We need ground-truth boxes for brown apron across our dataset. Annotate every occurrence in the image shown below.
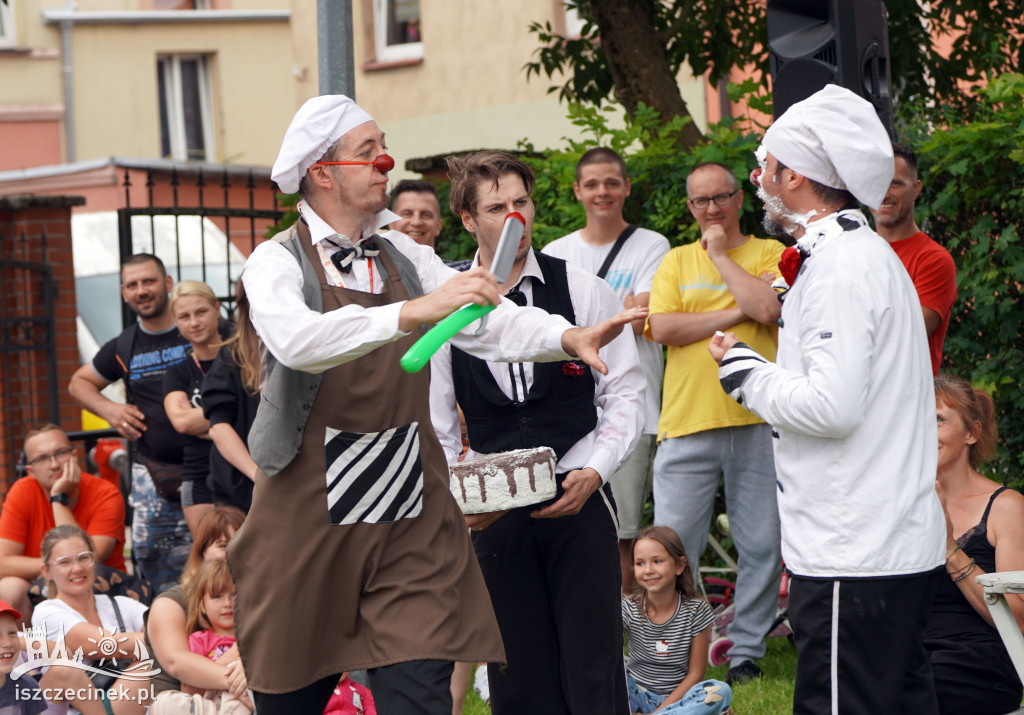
[228,238,505,693]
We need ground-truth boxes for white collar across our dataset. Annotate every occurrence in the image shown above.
[796,207,868,256]
[298,201,399,247]
[470,248,545,287]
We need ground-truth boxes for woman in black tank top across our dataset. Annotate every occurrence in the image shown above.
[927,375,1024,714]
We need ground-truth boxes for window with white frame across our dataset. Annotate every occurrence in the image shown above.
[372,0,423,63]
[157,55,215,161]
[0,1,16,49]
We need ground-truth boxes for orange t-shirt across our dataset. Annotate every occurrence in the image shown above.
[0,474,126,572]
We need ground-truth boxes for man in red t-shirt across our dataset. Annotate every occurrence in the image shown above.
[871,143,957,375]
[0,424,125,624]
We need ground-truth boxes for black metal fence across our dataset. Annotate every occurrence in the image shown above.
[116,164,284,328]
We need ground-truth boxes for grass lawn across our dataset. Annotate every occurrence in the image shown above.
[459,636,799,714]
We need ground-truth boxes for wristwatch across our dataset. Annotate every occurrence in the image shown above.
[50,493,70,506]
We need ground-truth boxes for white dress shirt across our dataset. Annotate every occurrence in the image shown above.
[242,202,573,374]
[430,249,646,483]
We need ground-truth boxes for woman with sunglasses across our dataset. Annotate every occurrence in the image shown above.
[32,525,152,714]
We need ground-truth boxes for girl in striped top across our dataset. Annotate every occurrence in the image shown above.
[622,526,733,714]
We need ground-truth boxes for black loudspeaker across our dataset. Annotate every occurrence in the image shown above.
[767,0,895,138]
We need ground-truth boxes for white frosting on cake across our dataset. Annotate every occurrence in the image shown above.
[449,447,557,514]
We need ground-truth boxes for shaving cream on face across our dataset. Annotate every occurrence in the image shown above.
[756,159,822,237]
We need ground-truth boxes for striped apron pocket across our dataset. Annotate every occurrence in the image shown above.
[324,422,424,525]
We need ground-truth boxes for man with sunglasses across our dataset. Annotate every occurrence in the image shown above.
[0,424,125,624]
[645,162,784,684]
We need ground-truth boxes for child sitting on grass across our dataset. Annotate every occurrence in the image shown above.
[623,526,733,714]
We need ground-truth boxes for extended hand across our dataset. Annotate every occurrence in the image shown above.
[399,267,501,332]
[708,330,739,366]
[561,306,647,375]
[531,468,602,519]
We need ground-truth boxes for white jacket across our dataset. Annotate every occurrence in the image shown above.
[719,209,945,578]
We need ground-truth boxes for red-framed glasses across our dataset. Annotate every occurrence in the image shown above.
[316,154,395,173]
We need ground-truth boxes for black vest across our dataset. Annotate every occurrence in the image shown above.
[451,253,598,461]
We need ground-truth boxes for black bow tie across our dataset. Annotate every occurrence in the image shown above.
[505,286,527,306]
[328,239,380,273]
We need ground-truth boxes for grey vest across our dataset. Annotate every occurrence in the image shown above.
[248,224,424,477]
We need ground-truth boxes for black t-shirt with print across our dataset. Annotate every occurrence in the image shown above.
[162,351,216,482]
[92,325,189,464]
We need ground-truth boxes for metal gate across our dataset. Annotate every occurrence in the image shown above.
[0,227,59,482]
[115,164,285,327]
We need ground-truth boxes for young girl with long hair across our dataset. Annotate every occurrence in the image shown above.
[623,526,732,714]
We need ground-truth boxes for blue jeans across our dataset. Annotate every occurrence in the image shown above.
[626,673,732,714]
[130,462,191,592]
[653,424,782,663]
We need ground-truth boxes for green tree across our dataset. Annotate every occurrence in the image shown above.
[526,0,765,148]
[917,73,1024,483]
[526,0,1024,133]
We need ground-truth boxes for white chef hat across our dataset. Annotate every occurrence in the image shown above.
[762,84,894,209]
[271,95,374,194]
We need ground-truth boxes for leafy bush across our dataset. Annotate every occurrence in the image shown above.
[519,101,768,250]
[916,73,1024,485]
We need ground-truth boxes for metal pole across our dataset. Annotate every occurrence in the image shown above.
[60,18,76,162]
[317,0,355,98]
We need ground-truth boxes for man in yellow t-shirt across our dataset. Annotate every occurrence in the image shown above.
[646,162,784,684]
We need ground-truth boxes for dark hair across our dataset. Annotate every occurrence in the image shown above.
[687,162,740,195]
[892,143,918,177]
[935,375,999,467]
[629,525,701,605]
[390,179,440,209]
[185,559,234,634]
[121,253,167,281]
[41,525,95,598]
[182,506,246,590]
[445,151,535,217]
[774,161,855,206]
[575,147,628,183]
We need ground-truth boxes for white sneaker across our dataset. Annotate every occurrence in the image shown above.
[473,663,489,702]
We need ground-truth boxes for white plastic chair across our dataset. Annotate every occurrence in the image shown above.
[976,571,1024,714]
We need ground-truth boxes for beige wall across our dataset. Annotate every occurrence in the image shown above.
[68,20,295,164]
[3,0,709,177]
[1,1,298,169]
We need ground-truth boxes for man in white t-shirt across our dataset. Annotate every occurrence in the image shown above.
[543,148,669,592]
